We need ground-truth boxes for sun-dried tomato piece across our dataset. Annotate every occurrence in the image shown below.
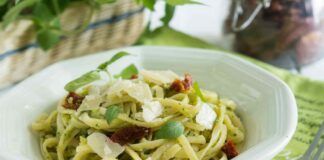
[170,79,185,92]
[183,73,193,90]
[110,126,150,145]
[170,74,193,92]
[221,140,238,159]
[130,74,138,79]
[62,92,84,110]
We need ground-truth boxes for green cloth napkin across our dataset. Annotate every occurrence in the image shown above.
[138,26,324,159]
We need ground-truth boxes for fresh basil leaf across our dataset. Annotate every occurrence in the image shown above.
[105,105,122,124]
[166,0,201,6]
[56,0,70,11]
[2,0,38,28]
[95,0,117,4]
[49,17,61,29]
[161,4,175,26]
[64,70,101,92]
[0,0,7,6]
[114,64,138,79]
[42,0,70,14]
[136,0,156,11]
[97,51,130,70]
[36,29,61,50]
[193,82,206,102]
[154,121,184,139]
[33,2,55,22]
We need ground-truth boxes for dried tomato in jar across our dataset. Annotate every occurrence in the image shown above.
[226,0,324,68]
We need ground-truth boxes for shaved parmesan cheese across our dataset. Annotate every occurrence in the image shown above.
[88,85,101,95]
[106,80,133,97]
[87,132,125,159]
[104,138,124,158]
[195,103,217,130]
[106,80,152,103]
[126,82,152,103]
[87,132,106,157]
[77,95,102,113]
[142,101,163,122]
[84,95,102,108]
[140,70,179,85]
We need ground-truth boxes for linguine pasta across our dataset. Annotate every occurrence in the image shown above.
[32,53,244,160]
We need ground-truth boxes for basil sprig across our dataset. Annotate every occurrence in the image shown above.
[114,64,138,79]
[64,51,131,92]
[166,0,201,5]
[154,121,184,139]
[64,70,100,92]
[105,105,122,124]
[99,51,138,79]
[97,51,130,70]
[193,82,206,102]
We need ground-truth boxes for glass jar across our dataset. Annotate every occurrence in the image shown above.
[226,0,324,69]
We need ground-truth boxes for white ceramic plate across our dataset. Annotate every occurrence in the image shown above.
[0,46,297,160]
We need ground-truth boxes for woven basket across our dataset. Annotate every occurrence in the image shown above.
[0,0,144,89]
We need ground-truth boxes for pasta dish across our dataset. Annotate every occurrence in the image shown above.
[32,52,245,160]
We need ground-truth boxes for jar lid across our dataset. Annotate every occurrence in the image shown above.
[231,0,272,31]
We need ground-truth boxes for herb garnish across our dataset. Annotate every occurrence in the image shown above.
[64,51,133,92]
[114,64,138,79]
[193,81,206,102]
[0,0,199,50]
